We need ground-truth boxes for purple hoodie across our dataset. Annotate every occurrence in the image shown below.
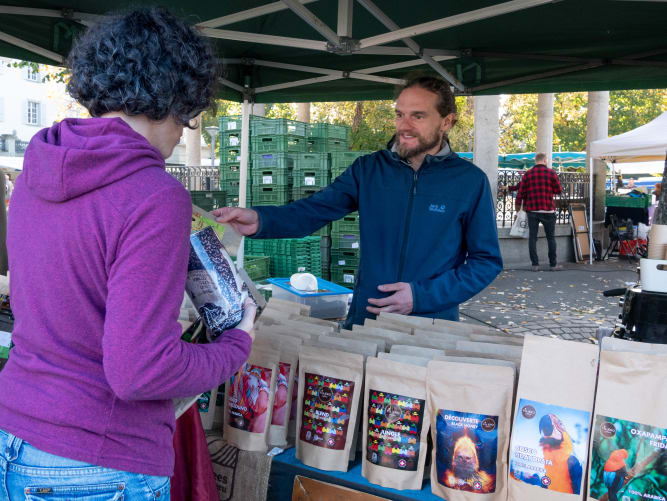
[0,117,252,476]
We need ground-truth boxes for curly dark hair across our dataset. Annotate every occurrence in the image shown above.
[397,75,458,127]
[66,7,217,127]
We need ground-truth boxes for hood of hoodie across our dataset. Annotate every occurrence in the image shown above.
[22,117,165,202]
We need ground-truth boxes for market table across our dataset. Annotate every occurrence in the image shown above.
[267,447,444,501]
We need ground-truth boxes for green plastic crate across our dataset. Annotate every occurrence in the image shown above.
[331,264,358,286]
[252,117,307,137]
[242,255,270,281]
[307,137,349,153]
[251,168,292,187]
[292,186,321,200]
[312,224,330,237]
[605,194,650,208]
[219,115,242,132]
[331,231,361,250]
[190,191,226,211]
[221,147,241,163]
[220,163,240,182]
[331,248,361,268]
[252,152,297,171]
[251,186,292,205]
[330,151,371,174]
[220,131,242,148]
[307,123,350,141]
[332,213,360,233]
[294,152,329,171]
[293,168,329,188]
[251,135,307,153]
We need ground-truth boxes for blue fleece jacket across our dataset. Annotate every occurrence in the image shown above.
[253,146,502,326]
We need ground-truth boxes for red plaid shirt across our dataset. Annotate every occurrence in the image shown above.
[515,164,562,212]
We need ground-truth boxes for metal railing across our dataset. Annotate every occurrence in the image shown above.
[496,170,590,226]
[15,140,29,153]
[166,166,220,191]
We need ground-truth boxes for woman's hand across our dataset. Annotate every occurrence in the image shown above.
[237,298,258,339]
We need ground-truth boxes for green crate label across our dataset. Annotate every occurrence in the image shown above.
[344,274,354,283]
[229,136,239,146]
[589,415,667,501]
[300,372,355,450]
[338,260,346,265]
[367,390,424,471]
[262,176,272,184]
[305,177,316,186]
[227,121,237,130]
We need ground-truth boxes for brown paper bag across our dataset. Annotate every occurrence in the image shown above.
[310,335,379,359]
[377,352,431,367]
[427,360,515,500]
[296,346,364,471]
[363,318,414,334]
[468,333,524,346]
[587,337,667,501]
[353,325,416,349]
[414,328,469,342]
[390,344,445,359]
[266,297,310,315]
[434,355,517,370]
[335,330,388,353]
[362,357,430,491]
[289,314,339,329]
[223,345,279,452]
[455,340,523,360]
[508,335,598,501]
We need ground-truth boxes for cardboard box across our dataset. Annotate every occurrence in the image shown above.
[292,476,389,501]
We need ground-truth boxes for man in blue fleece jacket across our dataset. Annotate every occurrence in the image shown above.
[215,76,502,327]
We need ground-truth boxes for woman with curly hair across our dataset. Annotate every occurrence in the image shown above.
[0,8,255,500]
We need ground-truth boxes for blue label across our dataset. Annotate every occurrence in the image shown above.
[429,204,446,213]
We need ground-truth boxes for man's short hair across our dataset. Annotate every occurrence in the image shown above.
[397,75,458,126]
[535,153,548,164]
[66,7,217,128]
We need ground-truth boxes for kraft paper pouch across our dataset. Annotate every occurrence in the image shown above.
[313,335,379,359]
[378,312,435,330]
[267,297,310,316]
[289,314,339,330]
[587,338,667,501]
[455,340,523,360]
[223,345,279,452]
[186,226,264,341]
[377,352,431,367]
[254,337,302,447]
[353,325,416,349]
[257,324,316,341]
[262,318,334,337]
[362,357,430,491]
[335,330,388,353]
[391,345,445,359]
[433,317,499,336]
[434,355,517,371]
[363,318,414,334]
[427,360,515,501]
[468,334,524,346]
[508,335,599,501]
[379,312,499,337]
[296,346,364,471]
[414,328,469,343]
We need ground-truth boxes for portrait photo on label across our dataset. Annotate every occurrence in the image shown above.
[510,398,590,495]
[589,415,667,501]
[299,372,355,451]
[227,363,273,433]
[436,409,499,493]
[366,390,425,471]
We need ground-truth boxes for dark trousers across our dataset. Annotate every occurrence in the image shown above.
[527,211,557,267]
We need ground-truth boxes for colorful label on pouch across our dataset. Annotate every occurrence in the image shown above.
[271,362,291,426]
[509,398,590,495]
[366,390,424,471]
[299,372,355,450]
[227,363,272,433]
[436,410,498,493]
[589,415,667,501]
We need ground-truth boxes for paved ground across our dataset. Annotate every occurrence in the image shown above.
[459,258,639,342]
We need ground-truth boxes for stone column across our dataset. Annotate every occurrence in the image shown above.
[536,93,554,167]
[586,91,609,221]
[473,95,501,199]
[297,103,311,123]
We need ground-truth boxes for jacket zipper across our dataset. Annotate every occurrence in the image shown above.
[397,169,419,281]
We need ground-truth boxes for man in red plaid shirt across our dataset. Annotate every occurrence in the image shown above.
[515,153,563,271]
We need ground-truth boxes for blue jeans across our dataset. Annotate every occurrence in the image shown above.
[0,429,170,500]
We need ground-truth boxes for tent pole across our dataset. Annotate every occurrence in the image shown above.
[589,157,594,265]
[238,98,251,267]
[197,0,317,28]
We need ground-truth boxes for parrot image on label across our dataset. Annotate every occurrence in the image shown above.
[538,413,583,494]
[602,449,628,501]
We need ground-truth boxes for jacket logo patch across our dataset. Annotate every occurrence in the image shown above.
[429,204,446,213]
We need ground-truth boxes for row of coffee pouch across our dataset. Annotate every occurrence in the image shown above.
[587,337,667,501]
[508,335,599,501]
[223,344,279,452]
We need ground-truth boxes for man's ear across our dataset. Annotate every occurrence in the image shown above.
[441,112,457,134]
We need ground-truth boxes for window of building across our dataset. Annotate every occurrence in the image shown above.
[27,101,40,125]
[26,66,40,81]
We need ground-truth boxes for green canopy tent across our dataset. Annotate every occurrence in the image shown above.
[1,0,665,261]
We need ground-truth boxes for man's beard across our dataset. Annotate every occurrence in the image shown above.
[396,128,443,159]
[453,459,477,480]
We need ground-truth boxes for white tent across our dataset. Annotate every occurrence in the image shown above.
[591,112,667,163]
[589,112,667,263]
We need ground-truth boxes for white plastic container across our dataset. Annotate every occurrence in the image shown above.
[640,258,667,293]
[267,277,352,319]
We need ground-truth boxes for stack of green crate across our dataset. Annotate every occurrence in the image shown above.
[246,236,321,277]
[306,123,350,154]
[250,117,308,207]
[292,151,331,241]
[218,115,250,207]
[331,212,361,287]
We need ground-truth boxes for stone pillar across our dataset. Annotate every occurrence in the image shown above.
[536,93,554,167]
[251,103,266,116]
[473,95,501,199]
[184,113,202,167]
[586,91,609,221]
[297,103,311,123]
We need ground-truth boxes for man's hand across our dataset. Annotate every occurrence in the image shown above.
[212,207,259,236]
[366,282,413,315]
